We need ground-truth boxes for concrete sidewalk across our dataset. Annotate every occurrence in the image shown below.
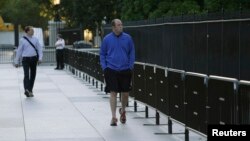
[0,64,206,141]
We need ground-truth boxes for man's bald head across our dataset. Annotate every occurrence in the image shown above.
[111,19,123,35]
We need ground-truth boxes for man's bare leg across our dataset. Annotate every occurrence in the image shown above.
[110,91,117,118]
[119,92,129,123]
[121,92,129,112]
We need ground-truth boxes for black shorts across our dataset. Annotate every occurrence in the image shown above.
[104,68,132,93]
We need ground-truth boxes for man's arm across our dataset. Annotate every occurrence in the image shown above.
[35,39,43,65]
[14,39,24,67]
[62,39,65,47]
[100,38,107,70]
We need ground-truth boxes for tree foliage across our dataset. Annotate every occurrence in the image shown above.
[0,0,50,29]
[0,0,8,12]
[121,0,250,21]
[1,0,250,31]
[59,0,122,30]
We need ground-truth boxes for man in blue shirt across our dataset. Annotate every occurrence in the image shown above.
[100,19,135,126]
[15,26,43,97]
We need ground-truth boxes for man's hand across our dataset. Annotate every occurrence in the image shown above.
[38,60,42,65]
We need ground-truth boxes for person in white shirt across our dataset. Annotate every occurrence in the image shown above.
[55,34,65,70]
[15,26,43,97]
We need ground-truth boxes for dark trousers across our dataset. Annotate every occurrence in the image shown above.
[22,56,37,92]
[56,49,64,69]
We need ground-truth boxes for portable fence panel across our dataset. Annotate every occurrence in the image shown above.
[185,72,208,134]
[238,80,250,124]
[66,49,70,66]
[68,49,72,68]
[144,64,157,108]
[71,49,75,67]
[239,20,250,80]
[74,51,78,69]
[73,50,78,68]
[93,54,99,79]
[82,51,87,73]
[79,51,83,71]
[81,52,85,71]
[73,50,77,68]
[129,70,135,98]
[69,49,73,66]
[79,51,84,72]
[155,66,169,115]
[90,54,94,77]
[89,54,95,77]
[64,48,69,64]
[70,49,75,67]
[74,51,79,70]
[93,54,98,79]
[78,51,82,70]
[96,54,104,83]
[207,75,238,125]
[86,53,91,76]
[168,69,185,124]
[83,52,88,72]
[92,54,98,78]
[222,22,239,78]
[78,51,83,71]
[89,53,94,76]
[85,53,91,75]
[76,51,81,70]
[133,63,146,103]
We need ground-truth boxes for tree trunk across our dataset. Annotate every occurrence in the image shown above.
[14,23,19,47]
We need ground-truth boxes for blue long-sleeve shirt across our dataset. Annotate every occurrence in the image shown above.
[100,32,135,71]
[15,35,43,64]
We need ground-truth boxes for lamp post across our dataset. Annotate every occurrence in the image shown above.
[49,0,61,46]
[53,0,60,22]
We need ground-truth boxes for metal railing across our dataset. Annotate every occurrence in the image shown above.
[0,44,15,64]
[8,45,61,65]
[64,48,250,141]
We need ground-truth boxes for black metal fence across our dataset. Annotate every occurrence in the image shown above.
[64,48,250,140]
[103,10,250,81]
